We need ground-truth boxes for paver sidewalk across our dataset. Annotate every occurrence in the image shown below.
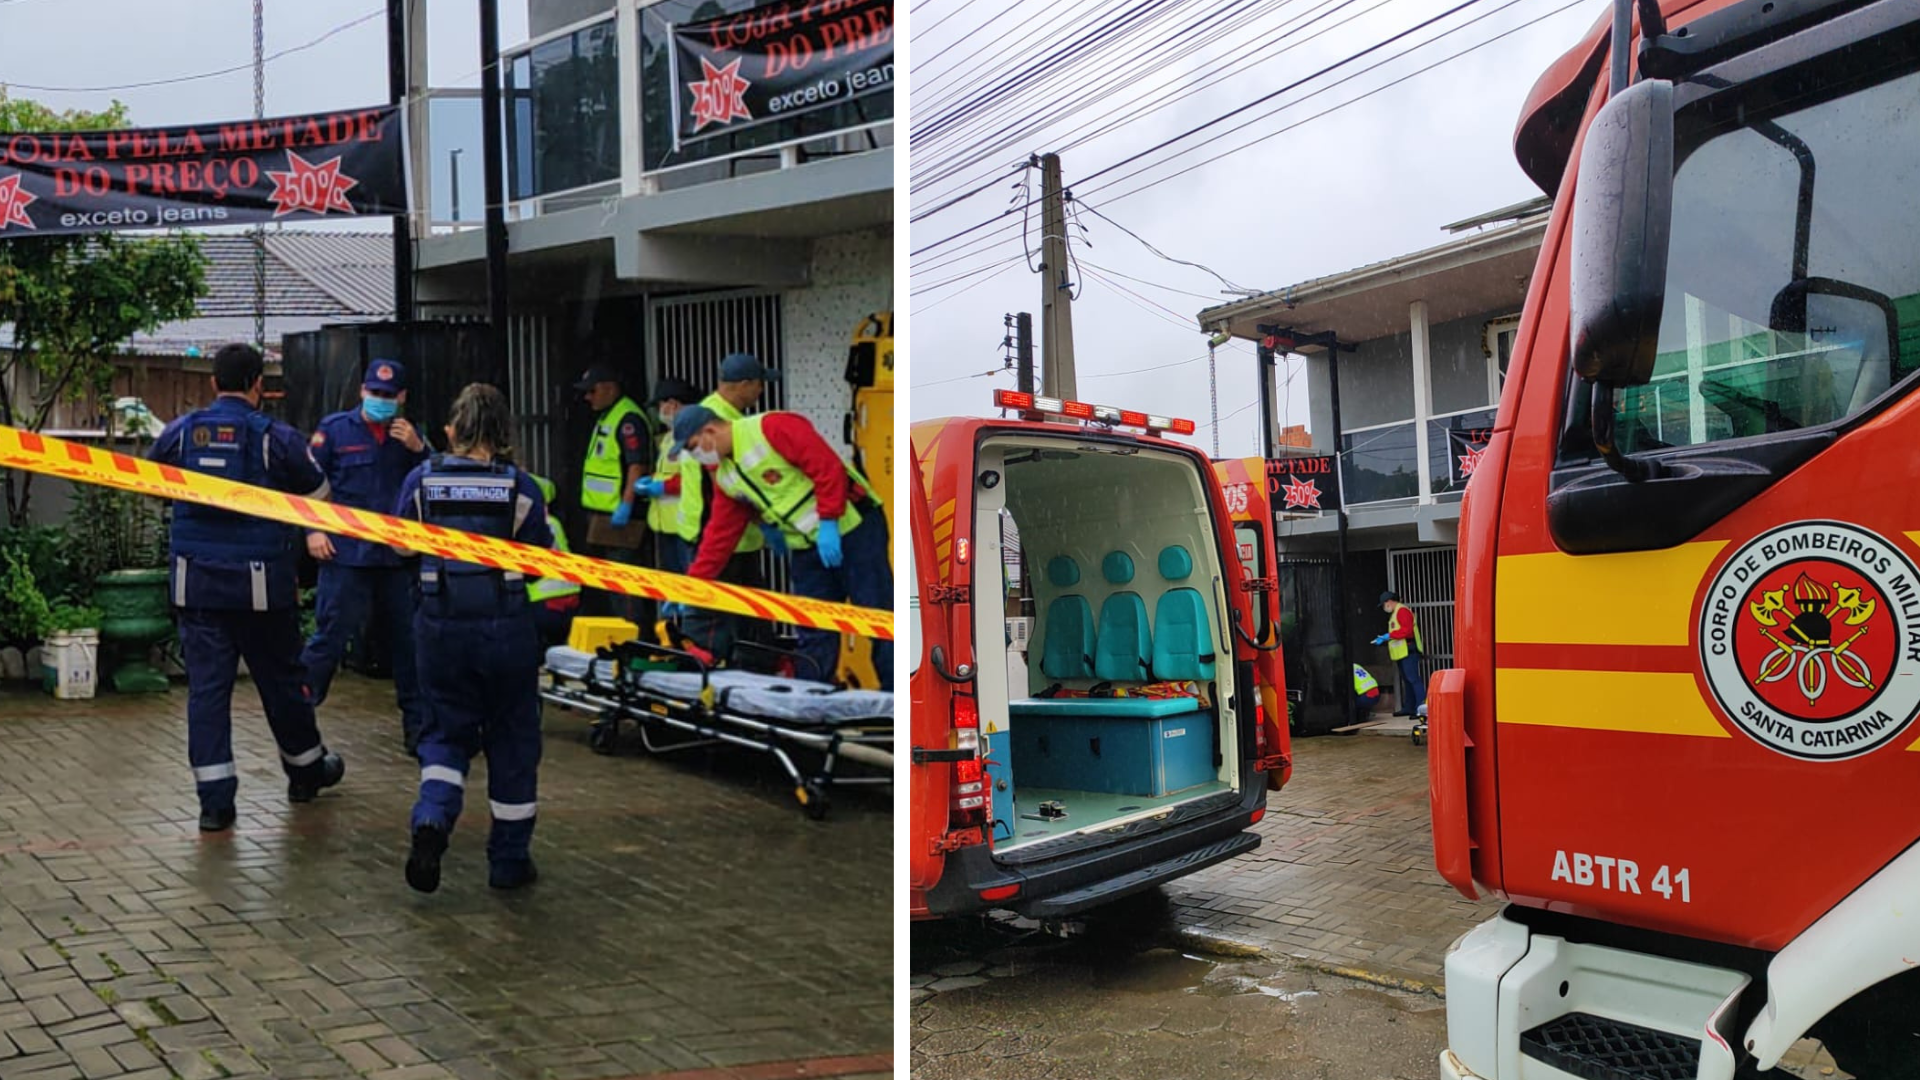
[0,674,891,1080]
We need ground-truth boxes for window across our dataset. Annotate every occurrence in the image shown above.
[1234,523,1271,642]
[505,19,621,201]
[1564,68,1920,462]
[1340,421,1419,504]
[1486,317,1520,395]
[1428,407,1497,499]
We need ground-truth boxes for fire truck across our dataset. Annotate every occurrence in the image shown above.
[909,392,1291,919]
[1434,0,1920,1076]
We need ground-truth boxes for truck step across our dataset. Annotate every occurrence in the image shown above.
[1519,1012,1702,1080]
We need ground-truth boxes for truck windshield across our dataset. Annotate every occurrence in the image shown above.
[1588,67,1920,457]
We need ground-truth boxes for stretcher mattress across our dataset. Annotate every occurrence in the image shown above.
[543,647,892,727]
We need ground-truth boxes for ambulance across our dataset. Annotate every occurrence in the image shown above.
[910,391,1291,920]
[1434,0,1920,1075]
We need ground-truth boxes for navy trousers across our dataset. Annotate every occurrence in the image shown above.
[410,612,543,868]
[299,563,423,742]
[1396,653,1427,713]
[177,606,330,813]
[787,515,893,691]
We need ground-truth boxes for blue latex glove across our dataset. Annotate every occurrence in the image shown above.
[815,519,843,569]
[610,501,633,527]
[759,523,788,555]
[633,477,665,499]
[661,601,688,620]
[1371,633,1390,646]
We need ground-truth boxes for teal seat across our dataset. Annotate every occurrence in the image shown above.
[1093,550,1153,682]
[1009,695,1197,718]
[1039,555,1094,679]
[1152,545,1216,681]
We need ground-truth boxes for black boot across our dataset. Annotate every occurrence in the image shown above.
[406,824,448,894]
[288,752,346,803]
[488,858,538,890]
[198,806,237,833]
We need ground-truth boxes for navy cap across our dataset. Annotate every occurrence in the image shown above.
[363,359,405,394]
[648,377,704,406]
[1379,591,1399,604]
[672,404,722,449]
[718,353,781,382]
[571,364,621,392]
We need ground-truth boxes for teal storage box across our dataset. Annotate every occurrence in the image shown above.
[1009,710,1214,797]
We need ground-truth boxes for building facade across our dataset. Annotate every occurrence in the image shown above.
[1197,199,1548,725]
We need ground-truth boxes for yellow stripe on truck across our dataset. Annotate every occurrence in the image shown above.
[1495,542,1726,645]
[0,424,892,642]
[1495,668,1730,738]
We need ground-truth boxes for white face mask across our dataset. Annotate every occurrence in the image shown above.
[691,447,721,466]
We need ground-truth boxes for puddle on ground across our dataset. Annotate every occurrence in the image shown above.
[1088,948,1215,993]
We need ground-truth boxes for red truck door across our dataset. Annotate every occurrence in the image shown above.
[909,446,956,908]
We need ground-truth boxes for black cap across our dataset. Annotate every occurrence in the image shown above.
[571,364,621,392]
[718,353,781,382]
[672,404,721,449]
[648,378,704,406]
[211,343,265,391]
[1379,591,1399,604]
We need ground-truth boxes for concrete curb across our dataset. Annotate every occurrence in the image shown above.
[1169,925,1447,999]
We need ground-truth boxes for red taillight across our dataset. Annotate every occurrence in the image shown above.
[1250,808,1265,825]
[979,884,1020,902]
[1255,702,1267,753]
[995,389,1035,410]
[950,696,987,824]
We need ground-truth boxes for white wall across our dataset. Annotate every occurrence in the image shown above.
[781,227,892,451]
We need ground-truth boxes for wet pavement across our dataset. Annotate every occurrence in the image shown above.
[0,672,891,1080]
[910,894,1448,1080]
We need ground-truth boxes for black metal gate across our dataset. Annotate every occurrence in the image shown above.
[1278,556,1347,735]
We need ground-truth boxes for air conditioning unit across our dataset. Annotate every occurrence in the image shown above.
[1007,617,1033,652]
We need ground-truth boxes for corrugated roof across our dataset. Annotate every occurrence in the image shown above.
[194,232,394,318]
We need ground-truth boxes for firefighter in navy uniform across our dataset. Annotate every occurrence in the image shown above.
[298,359,431,753]
[396,384,553,893]
[147,344,346,833]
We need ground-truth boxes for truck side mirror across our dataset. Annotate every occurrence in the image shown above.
[1570,77,1676,388]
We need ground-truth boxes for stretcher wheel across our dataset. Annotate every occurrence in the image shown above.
[589,722,618,755]
[1411,726,1427,747]
[798,782,830,821]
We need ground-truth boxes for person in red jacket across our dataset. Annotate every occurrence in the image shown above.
[671,403,891,689]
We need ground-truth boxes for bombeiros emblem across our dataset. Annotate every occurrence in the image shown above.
[1700,520,1920,760]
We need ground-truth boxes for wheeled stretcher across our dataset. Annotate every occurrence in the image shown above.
[539,640,892,819]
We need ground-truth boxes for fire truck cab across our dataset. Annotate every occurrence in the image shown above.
[1436,0,1920,1076]
[910,392,1291,920]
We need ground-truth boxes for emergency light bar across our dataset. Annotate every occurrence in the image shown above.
[993,389,1196,436]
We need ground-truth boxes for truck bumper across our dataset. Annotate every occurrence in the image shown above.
[1441,910,1750,1080]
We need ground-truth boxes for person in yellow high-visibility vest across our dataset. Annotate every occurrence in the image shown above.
[671,402,892,690]
[630,379,703,575]
[525,474,581,649]
[1352,663,1382,724]
[671,355,776,661]
[1372,591,1426,716]
[571,364,653,626]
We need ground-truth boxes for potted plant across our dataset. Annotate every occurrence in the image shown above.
[68,485,173,693]
[0,548,54,680]
[41,601,102,700]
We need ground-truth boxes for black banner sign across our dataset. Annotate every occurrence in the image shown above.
[670,0,894,149]
[1266,455,1341,515]
[1447,426,1494,487]
[0,106,405,238]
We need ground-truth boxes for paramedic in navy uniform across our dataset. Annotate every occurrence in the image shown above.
[298,359,431,753]
[396,383,553,893]
[148,344,347,833]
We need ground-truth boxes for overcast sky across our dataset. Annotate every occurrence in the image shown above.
[0,0,531,227]
[908,0,1601,458]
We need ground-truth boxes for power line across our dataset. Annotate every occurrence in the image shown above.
[0,9,383,93]
[917,262,1026,313]
[1079,261,1237,302]
[1077,200,1251,293]
[911,253,1030,296]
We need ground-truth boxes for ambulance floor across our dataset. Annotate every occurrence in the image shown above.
[998,780,1233,849]
[0,672,893,1080]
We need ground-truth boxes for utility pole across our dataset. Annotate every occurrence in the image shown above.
[1015,312,1034,395]
[387,0,414,322]
[1037,154,1076,400]
[479,0,511,380]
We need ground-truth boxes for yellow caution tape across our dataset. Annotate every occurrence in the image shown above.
[0,425,893,642]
